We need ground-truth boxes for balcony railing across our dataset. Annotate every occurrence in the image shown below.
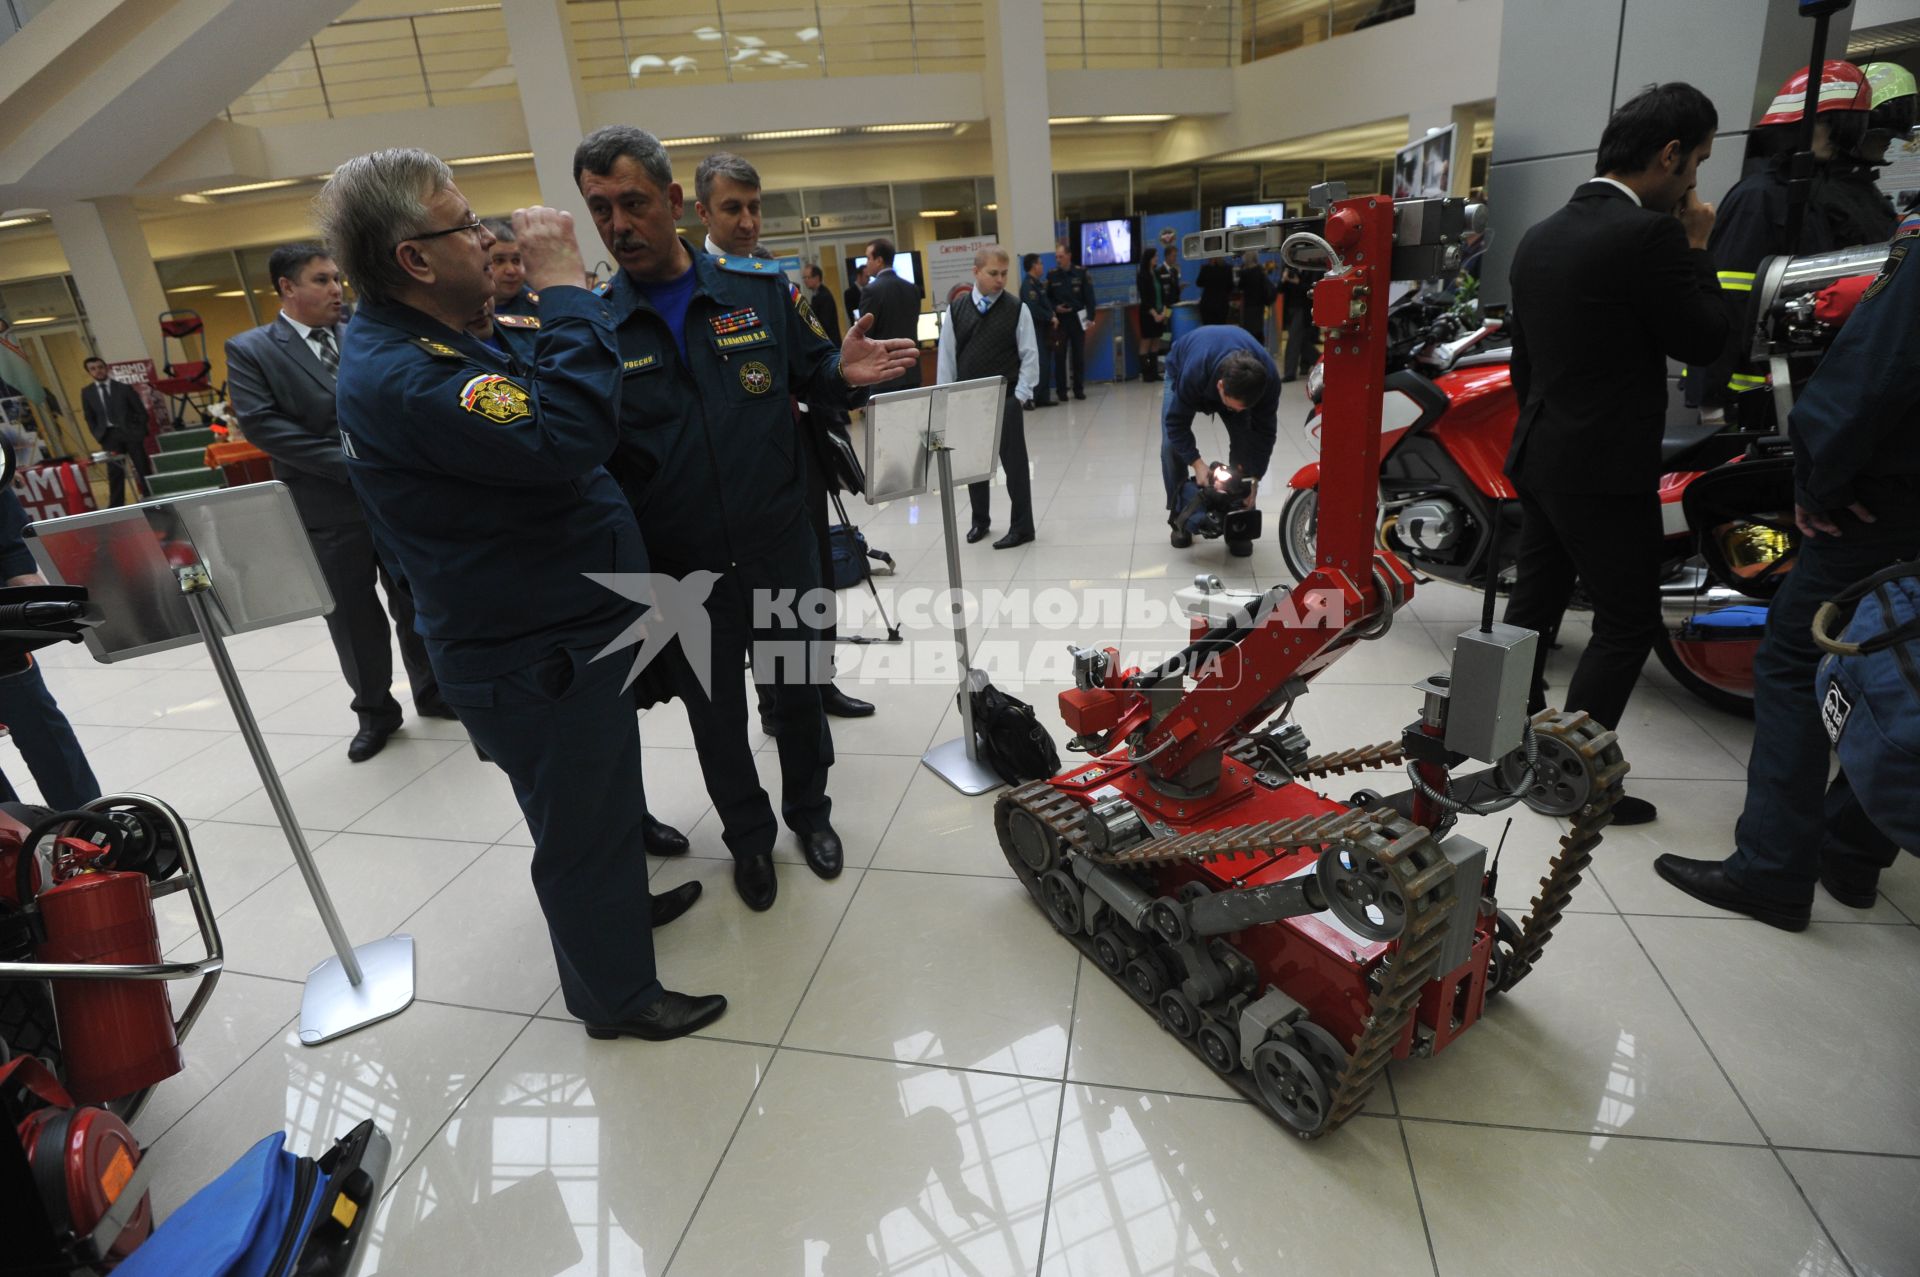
[1241,0,1415,61]
[1043,1,1236,69]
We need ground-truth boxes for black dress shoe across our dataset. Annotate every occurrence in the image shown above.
[1653,855,1811,931]
[1612,794,1657,825]
[799,828,844,880]
[644,814,690,856]
[820,684,875,718]
[585,990,728,1042]
[735,851,777,911]
[992,529,1034,550]
[1072,389,1086,400]
[1031,399,1054,408]
[347,724,394,763]
[1170,528,1194,549]
[415,700,460,721]
[965,522,990,544]
[1819,862,1880,909]
[649,880,701,927]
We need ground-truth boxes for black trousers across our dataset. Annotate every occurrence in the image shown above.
[104,435,150,507]
[668,532,834,861]
[1283,307,1320,379]
[1052,315,1085,395]
[1502,484,1665,731]
[967,394,1034,536]
[307,519,441,728]
[436,644,661,1024]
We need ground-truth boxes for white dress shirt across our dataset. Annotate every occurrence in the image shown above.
[936,286,1038,404]
[1590,176,1643,207]
[278,312,341,372]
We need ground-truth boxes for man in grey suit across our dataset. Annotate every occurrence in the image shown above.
[858,238,924,393]
[78,356,150,505]
[225,244,452,761]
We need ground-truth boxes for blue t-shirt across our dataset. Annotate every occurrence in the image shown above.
[635,265,697,360]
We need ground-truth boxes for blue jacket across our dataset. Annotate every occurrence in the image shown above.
[1789,214,1920,514]
[601,246,859,569]
[335,286,644,683]
[1161,326,1281,480]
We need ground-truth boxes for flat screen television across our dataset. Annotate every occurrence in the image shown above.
[1073,217,1139,267]
[845,250,924,288]
[1223,202,1287,227]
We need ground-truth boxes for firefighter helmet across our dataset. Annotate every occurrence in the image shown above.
[1757,60,1872,127]
[1862,62,1919,139]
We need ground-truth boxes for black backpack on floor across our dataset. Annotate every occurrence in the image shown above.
[961,675,1062,786]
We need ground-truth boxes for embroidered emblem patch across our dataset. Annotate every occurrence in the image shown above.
[1863,230,1912,302]
[739,361,773,395]
[1821,681,1852,744]
[623,354,660,372]
[494,313,540,329]
[459,373,532,423]
[794,288,828,341]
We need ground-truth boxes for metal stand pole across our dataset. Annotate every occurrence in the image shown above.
[177,563,414,1044]
[921,447,1003,794]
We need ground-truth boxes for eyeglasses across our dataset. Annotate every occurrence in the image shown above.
[400,218,485,248]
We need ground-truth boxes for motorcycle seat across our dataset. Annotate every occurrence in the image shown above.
[1660,417,1733,469]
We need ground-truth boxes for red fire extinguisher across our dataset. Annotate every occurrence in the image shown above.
[13,812,183,1105]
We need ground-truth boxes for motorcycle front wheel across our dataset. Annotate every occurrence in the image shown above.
[1279,487,1319,583]
[1652,626,1755,719]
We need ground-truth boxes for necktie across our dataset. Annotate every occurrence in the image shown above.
[977,295,991,314]
[311,328,339,376]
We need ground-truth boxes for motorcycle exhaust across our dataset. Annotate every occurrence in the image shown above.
[1660,584,1754,623]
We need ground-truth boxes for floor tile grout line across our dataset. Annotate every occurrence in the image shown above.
[773,864,875,1047]
[138,1010,302,1150]
[1613,910,1862,1277]
[1032,957,1084,1276]
[373,1011,543,1209]
[1389,1081,1444,1277]
[661,1045,785,1275]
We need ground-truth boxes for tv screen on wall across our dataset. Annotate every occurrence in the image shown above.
[1074,217,1139,267]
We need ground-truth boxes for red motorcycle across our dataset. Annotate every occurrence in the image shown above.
[1275,288,1801,716]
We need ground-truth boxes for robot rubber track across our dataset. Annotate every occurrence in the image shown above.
[995,708,1625,1139]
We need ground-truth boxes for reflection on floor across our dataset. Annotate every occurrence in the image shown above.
[15,381,1917,1276]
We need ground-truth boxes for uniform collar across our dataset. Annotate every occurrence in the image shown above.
[354,298,504,365]
[603,239,753,322]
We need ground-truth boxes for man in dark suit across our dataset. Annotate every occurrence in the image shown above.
[803,263,841,344]
[859,238,923,393]
[844,259,871,325]
[1501,82,1728,825]
[78,356,150,505]
[1045,242,1095,400]
[225,244,455,761]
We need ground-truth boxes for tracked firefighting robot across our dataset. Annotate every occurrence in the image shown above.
[995,185,1629,1139]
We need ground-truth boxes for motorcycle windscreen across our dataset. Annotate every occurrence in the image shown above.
[1680,455,1799,601]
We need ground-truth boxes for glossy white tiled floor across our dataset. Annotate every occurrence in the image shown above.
[15,381,1919,1276]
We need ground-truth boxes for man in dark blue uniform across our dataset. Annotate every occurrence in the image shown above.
[573,126,918,913]
[318,148,723,1042]
[1159,325,1280,554]
[1045,242,1095,401]
[1657,212,1920,930]
[1020,253,1056,407]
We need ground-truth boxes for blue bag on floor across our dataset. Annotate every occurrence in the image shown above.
[1814,558,1920,851]
[115,1120,387,1277]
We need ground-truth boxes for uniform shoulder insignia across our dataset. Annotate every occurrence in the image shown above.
[593,280,612,296]
[716,256,776,276]
[459,373,532,424]
[495,313,541,329]
[1863,232,1911,302]
[792,286,829,341]
[414,336,467,360]
[526,289,540,303]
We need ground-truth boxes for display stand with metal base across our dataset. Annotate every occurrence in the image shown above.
[862,376,1007,795]
[27,481,416,1045]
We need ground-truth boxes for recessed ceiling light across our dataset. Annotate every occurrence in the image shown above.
[984,203,997,211]
[167,284,219,294]
[741,128,842,141]
[7,316,55,326]
[1098,114,1175,124]
[214,290,248,297]
[0,216,45,230]
[195,178,303,197]
[448,151,533,166]
[862,122,954,133]
[658,135,723,147]
[918,209,959,218]
[1048,116,1093,125]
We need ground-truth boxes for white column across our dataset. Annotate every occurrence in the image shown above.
[983,0,1056,258]
[52,198,170,366]
[499,0,602,268]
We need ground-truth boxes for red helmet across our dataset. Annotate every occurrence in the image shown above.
[1757,60,1872,126]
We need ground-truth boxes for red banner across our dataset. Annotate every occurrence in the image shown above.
[12,461,99,521]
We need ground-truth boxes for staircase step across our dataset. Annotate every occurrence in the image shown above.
[157,428,219,452]
[149,449,206,475]
[146,469,224,497]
